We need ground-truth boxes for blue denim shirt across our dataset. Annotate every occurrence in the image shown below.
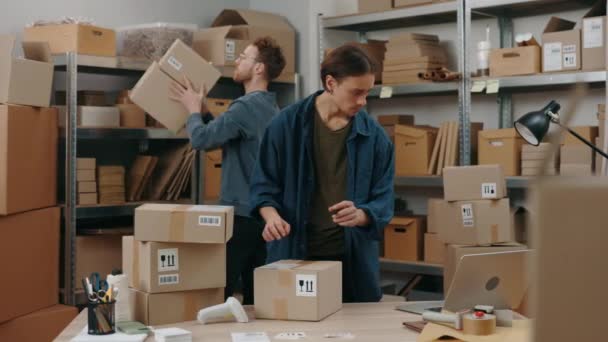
[250,90,395,302]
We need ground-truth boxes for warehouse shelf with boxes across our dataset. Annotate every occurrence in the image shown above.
[321,0,608,298]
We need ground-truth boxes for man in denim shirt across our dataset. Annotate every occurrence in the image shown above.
[170,37,286,304]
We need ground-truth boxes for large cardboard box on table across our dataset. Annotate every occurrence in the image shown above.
[582,1,607,71]
[255,260,342,321]
[205,149,223,200]
[394,124,438,176]
[194,9,295,78]
[424,233,446,264]
[123,236,226,293]
[0,35,53,107]
[130,287,224,325]
[130,39,221,133]
[75,235,122,291]
[0,105,57,215]
[135,204,233,243]
[24,23,116,56]
[57,106,120,127]
[542,17,581,72]
[384,216,426,262]
[435,198,513,246]
[0,207,59,323]
[489,46,541,77]
[478,128,524,176]
[443,165,507,201]
[0,305,77,342]
[358,0,393,13]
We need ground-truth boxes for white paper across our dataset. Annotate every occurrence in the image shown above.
[481,183,498,199]
[584,18,604,49]
[158,248,179,272]
[471,81,486,93]
[543,42,562,71]
[379,86,393,99]
[295,274,317,297]
[486,80,499,94]
[274,332,306,340]
[231,332,270,342]
[461,204,474,228]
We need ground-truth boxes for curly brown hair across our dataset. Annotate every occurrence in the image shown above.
[252,37,287,81]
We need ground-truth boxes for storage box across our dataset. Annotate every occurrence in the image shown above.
[77,181,97,193]
[134,204,233,243]
[77,169,96,182]
[489,46,541,77]
[444,243,527,293]
[130,288,224,325]
[582,1,606,71]
[561,125,598,145]
[55,90,107,106]
[78,193,98,205]
[194,9,295,77]
[394,124,438,176]
[424,233,446,264]
[57,106,120,128]
[123,236,226,293]
[478,128,524,176]
[394,0,434,8]
[0,35,53,107]
[384,216,426,261]
[254,260,342,321]
[426,198,442,234]
[130,39,221,133]
[24,24,116,56]
[358,0,393,13]
[75,235,122,291]
[206,98,231,117]
[0,207,59,323]
[542,17,581,72]
[204,149,222,200]
[0,305,77,342]
[77,158,96,170]
[561,145,593,165]
[117,104,146,128]
[0,105,57,215]
[435,198,513,245]
[443,165,507,201]
[377,114,414,126]
[560,164,593,176]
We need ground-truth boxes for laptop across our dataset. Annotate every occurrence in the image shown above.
[397,250,530,314]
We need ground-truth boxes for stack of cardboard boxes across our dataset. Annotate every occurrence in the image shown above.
[560,126,598,175]
[521,143,559,176]
[0,35,77,341]
[123,204,234,325]
[77,158,98,205]
[98,165,126,204]
[382,33,447,85]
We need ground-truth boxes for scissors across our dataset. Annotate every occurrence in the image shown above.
[89,272,109,295]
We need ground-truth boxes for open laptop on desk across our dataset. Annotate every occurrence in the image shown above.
[397,250,530,314]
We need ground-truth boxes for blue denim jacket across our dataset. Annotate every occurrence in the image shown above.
[250,90,395,302]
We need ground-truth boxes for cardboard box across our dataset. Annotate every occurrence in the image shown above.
[24,24,116,56]
[77,169,96,182]
[206,98,231,117]
[254,260,342,321]
[384,216,426,262]
[57,106,120,128]
[489,46,541,77]
[0,305,77,342]
[443,165,507,201]
[394,124,438,176]
[512,207,529,244]
[478,128,524,176]
[194,9,295,77]
[77,181,97,193]
[0,105,57,215]
[521,167,558,176]
[0,207,59,323]
[205,149,222,200]
[377,114,414,126]
[542,17,581,72]
[426,198,442,234]
[327,40,387,82]
[77,158,96,170]
[560,164,593,176]
[582,1,606,71]
[435,198,513,246]
[117,104,146,128]
[122,236,226,293]
[0,35,53,107]
[75,235,122,290]
[78,193,98,205]
[131,40,221,133]
[424,233,446,264]
[56,90,107,106]
[561,145,593,165]
[130,288,224,325]
[134,204,234,244]
[394,0,434,8]
[358,0,393,13]
[444,243,527,293]
[522,159,558,168]
[562,125,598,145]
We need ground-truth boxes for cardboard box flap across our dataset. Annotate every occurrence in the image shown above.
[194,26,247,41]
[389,217,416,226]
[212,9,293,31]
[394,124,435,138]
[22,41,52,63]
[543,17,577,33]
[584,0,606,18]
[0,34,16,57]
[479,128,519,139]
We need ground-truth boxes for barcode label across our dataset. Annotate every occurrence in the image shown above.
[159,274,179,285]
[199,215,222,226]
[481,183,498,199]
[167,56,182,71]
[461,204,474,227]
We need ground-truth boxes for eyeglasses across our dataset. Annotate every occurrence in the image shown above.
[237,53,259,62]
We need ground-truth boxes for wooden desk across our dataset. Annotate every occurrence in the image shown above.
[54,302,422,341]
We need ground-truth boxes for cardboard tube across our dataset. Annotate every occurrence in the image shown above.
[463,313,496,336]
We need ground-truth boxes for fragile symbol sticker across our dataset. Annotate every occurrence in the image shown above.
[481,183,498,199]
[158,248,179,272]
[461,204,474,227]
[295,274,317,297]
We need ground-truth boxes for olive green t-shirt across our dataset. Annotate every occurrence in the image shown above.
[307,107,352,257]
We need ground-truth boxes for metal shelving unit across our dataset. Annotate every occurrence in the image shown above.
[59,128,189,140]
[394,176,530,189]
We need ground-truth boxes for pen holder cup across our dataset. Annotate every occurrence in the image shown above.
[87,300,116,335]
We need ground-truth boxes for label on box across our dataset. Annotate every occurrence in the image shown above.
[490,140,504,147]
[159,274,179,285]
[461,204,474,227]
[158,248,179,272]
[584,18,604,48]
[543,42,562,71]
[167,56,183,71]
[225,40,236,61]
[563,53,576,68]
[198,215,222,226]
[481,183,498,199]
[486,80,499,94]
[231,332,270,342]
[295,274,317,297]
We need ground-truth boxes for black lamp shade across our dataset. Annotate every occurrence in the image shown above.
[514,101,560,146]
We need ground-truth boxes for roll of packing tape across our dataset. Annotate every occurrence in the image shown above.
[463,312,496,336]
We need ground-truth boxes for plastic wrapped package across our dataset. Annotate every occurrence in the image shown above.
[116,22,198,61]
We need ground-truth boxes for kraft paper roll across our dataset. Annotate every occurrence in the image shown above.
[463,313,497,336]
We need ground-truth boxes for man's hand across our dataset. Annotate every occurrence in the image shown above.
[169,76,208,114]
[260,207,291,242]
[329,201,370,227]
